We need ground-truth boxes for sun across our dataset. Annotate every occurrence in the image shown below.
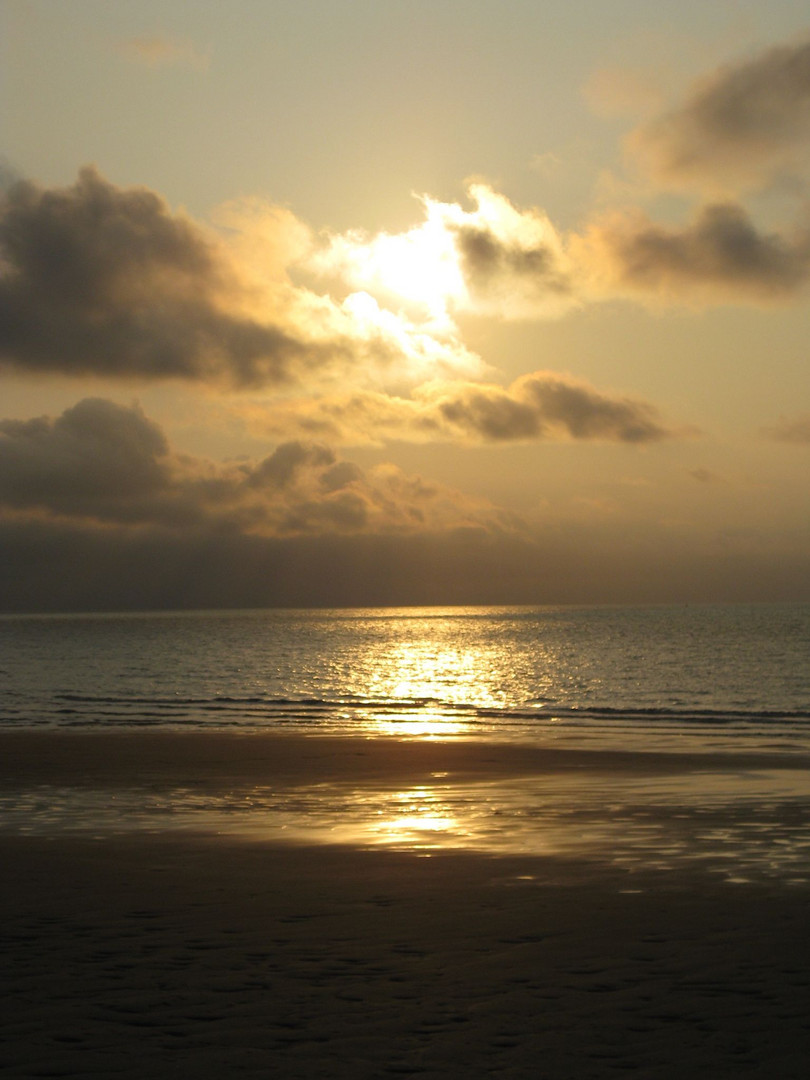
[362,213,466,322]
[317,203,467,326]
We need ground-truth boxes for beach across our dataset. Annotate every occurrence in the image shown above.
[3,731,810,1078]
[6,0,810,1071]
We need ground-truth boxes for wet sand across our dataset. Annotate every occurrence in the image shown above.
[3,731,810,1078]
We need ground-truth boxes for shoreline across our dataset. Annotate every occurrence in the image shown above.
[3,726,808,786]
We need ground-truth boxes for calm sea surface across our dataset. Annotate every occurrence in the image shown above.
[2,603,809,753]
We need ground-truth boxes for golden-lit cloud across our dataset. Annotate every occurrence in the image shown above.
[311,166,810,315]
[0,398,506,536]
[577,202,810,303]
[237,371,679,446]
[627,38,810,193]
[0,168,483,389]
[6,146,810,407]
[312,183,578,323]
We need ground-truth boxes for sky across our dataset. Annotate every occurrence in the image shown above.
[1,0,810,610]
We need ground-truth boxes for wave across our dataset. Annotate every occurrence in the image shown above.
[26,692,810,727]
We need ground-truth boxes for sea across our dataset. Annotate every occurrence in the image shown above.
[2,603,809,750]
[2,603,810,881]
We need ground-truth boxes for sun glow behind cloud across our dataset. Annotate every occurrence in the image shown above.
[319,209,466,328]
[311,183,578,327]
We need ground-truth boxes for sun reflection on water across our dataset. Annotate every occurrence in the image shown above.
[370,711,469,739]
[361,631,517,715]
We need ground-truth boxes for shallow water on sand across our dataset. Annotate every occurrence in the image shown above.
[3,760,810,886]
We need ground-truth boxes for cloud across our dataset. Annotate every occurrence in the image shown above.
[762,414,810,444]
[0,168,483,390]
[0,157,23,192]
[443,185,577,319]
[8,164,805,394]
[688,467,725,484]
[0,399,170,516]
[0,168,310,385]
[237,371,679,446]
[311,183,578,323]
[578,202,810,303]
[577,37,810,307]
[628,38,810,192]
[117,35,209,71]
[0,400,804,614]
[312,173,810,315]
[0,398,507,536]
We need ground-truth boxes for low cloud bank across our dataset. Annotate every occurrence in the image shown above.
[1,510,807,613]
[0,398,507,536]
[0,401,801,612]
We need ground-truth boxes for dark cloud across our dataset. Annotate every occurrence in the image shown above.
[438,184,578,319]
[0,398,170,515]
[630,39,810,191]
[582,202,810,302]
[0,167,345,386]
[451,223,573,303]
[0,398,505,536]
[438,376,659,443]
[762,414,810,444]
[0,157,23,192]
[514,373,673,442]
[242,371,678,445]
[689,467,720,483]
[248,442,336,489]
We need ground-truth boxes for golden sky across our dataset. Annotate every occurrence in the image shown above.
[1,0,809,609]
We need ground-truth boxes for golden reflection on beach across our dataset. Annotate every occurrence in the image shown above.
[3,739,810,883]
[367,785,459,850]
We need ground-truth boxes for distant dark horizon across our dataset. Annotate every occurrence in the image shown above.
[2,521,808,615]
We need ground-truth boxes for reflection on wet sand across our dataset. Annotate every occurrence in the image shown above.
[369,786,459,849]
[3,764,810,884]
